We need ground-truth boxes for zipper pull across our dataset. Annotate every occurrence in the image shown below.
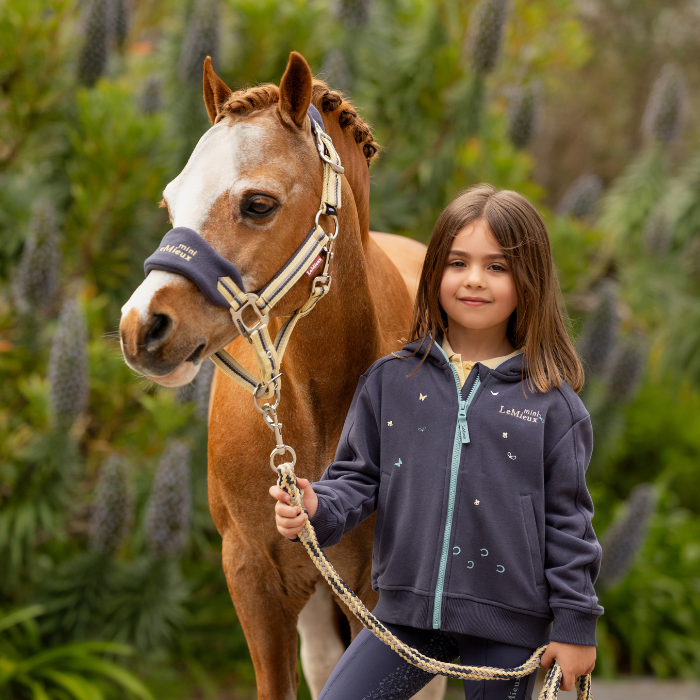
[458,400,470,443]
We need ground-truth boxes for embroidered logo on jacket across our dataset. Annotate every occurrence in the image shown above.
[498,406,543,424]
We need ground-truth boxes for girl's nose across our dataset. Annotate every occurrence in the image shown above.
[463,266,486,289]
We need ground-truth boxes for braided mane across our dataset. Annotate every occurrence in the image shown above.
[219,79,379,166]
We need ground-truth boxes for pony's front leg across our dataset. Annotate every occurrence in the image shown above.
[222,530,311,700]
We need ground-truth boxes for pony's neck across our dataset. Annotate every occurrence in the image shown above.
[279,192,381,433]
[314,106,370,245]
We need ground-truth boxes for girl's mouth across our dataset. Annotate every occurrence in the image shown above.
[460,298,489,306]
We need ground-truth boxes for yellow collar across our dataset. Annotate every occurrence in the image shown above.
[441,335,524,386]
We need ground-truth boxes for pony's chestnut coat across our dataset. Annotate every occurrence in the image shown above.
[120,53,436,700]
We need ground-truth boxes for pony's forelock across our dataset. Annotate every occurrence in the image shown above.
[217,79,379,166]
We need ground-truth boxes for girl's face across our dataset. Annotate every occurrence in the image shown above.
[439,219,518,333]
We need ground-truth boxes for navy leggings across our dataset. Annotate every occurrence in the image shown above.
[317,622,539,700]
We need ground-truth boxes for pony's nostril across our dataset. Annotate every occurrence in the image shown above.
[144,313,173,351]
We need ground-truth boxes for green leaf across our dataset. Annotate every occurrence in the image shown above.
[34,668,102,700]
[62,657,154,700]
[0,605,45,634]
[20,641,133,672]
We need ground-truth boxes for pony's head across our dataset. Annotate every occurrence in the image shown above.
[119,52,376,386]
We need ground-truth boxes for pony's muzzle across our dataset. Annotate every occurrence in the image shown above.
[119,306,178,374]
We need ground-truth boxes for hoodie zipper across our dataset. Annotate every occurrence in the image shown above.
[432,363,480,629]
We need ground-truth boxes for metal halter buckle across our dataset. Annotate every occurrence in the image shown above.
[230,292,269,339]
[311,273,331,296]
[315,131,345,174]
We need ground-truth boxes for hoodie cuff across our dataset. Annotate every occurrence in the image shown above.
[550,607,600,646]
[309,494,340,549]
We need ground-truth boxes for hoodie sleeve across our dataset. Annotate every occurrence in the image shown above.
[308,374,381,549]
[544,412,604,646]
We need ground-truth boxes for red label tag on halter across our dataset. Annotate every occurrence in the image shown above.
[305,255,324,277]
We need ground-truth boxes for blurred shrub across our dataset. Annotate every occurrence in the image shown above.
[507,81,539,150]
[47,299,89,431]
[642,63,686,146]
[145,440,191,559]
[12,200,62,320]
[78,0,110,87]
[555,173,603,220]
[0,606,153,700]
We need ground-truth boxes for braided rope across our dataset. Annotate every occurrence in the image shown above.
[276,464,593,700]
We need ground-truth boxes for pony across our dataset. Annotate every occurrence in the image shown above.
[119,52,439,700]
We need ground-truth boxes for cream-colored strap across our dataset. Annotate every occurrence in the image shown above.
[318,130,342,211]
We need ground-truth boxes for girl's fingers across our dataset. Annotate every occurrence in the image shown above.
[276,502,303,518]
[560,671,574,692]
[278,528,302,540]
[276,512,308,529]
[269,484,290,502]
[297,477,310,489]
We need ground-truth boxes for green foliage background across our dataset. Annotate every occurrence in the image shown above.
[2,0,700,696]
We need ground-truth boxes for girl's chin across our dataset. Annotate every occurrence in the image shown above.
[146,361,200,387]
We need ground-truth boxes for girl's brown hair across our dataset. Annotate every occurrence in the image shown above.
[408,183,585,395]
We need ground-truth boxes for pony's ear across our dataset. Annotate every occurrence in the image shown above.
[277,52,313,128]
[203,56,233,125]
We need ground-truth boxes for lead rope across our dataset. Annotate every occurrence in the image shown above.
[210,113,593,699]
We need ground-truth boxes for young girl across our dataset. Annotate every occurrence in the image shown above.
[270,184,603,700]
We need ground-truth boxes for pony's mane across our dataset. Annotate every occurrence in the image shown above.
[219,79,379,165]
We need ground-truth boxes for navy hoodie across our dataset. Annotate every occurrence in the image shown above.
[309,334,604,649]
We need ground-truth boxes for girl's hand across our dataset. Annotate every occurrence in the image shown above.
[269,478,318,540]
[540,641,595,691]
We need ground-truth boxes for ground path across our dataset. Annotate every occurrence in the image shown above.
[533,676,700,699]
[443,673,700,699]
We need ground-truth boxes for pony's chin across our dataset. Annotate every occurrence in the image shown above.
[146,361,201,387]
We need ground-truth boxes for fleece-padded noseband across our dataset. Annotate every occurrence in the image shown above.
[144,227,244,307]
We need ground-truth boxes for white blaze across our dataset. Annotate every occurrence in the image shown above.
[121,270,185,324]
[164,121,243,230]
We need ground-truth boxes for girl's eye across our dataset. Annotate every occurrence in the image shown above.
[489,264,506,272]
[242,196,278,218]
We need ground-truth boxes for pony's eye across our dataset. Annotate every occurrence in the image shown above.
[242,196,278,218]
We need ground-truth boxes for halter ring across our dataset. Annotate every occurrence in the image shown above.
[270,445,297,471]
